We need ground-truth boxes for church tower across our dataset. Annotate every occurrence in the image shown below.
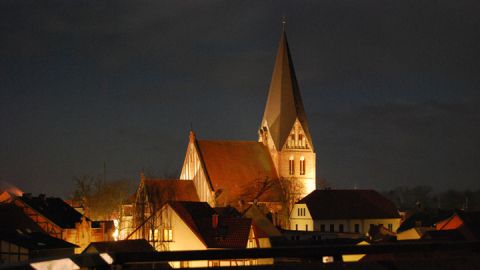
[259,29,316,197]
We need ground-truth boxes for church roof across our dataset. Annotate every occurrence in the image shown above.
[195,140,281,205]
[143,179,200,208]
[298,190,399,220]
[261,30,313,151]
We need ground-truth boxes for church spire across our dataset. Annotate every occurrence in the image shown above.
[260,28,313,151]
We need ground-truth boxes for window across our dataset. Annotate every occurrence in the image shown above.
[289,156,294,175]
[305,224,308,231]
[330,224,335,232]
[339,224,344,233]
[295,224,298,231]
[298,134,304,147]
[354,224,360,233]
[388,224,393,231]
[299,156,305,175]
[297,208,306,216]
[163,228,173,242]
[320,224,325,232]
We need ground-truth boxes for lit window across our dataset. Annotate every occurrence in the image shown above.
[163,228,173,242]
[289,156,294,175]
[299,156,305,175]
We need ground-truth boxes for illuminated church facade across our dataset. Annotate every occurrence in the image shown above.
[179,30,316,216]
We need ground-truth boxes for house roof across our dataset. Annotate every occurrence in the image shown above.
[261,30,313,151]
[143,179,199,209]
[298,190,399,220]
[0,231,77,250]
[437,211,480,240]
[0,204,43,233]
[243,204,282,237]
[83,239,154,254]
[169,201,253,249]
[16,194,84,229]
[195,140,281,205]
[397,209,454,232]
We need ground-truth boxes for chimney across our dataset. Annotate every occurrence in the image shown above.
[212,214,219,229]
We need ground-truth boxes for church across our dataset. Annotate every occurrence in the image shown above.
[178,29,316,222]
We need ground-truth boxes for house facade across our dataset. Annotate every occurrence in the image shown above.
[290,190,401,235]
[131,200,271,268]
[12,194,113,253]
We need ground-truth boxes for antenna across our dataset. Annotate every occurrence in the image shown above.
[281,16,287,31]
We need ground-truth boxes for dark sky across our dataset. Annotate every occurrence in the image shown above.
[1,0,480,197]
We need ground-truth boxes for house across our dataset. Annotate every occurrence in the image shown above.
[242,204,282,245]
[13,193,114,253]
[396,209,453,240]
[178,29,317,228]
[0,204,76,264]
[435,211,480,241]
[290,190,400,235]
[131,200,270,268]
[118,193,136,241]
[130,175,200,242]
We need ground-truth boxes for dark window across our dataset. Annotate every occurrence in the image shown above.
[339,224,344,233]
[330,224,335,232]
[320,224,325,232]
[306,224,308,231]
[354,224,360,233]
[295,224,298,231]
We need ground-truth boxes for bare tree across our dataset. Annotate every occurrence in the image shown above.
[71,175,132,220]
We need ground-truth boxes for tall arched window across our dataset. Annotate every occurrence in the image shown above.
[300,156,306,175]
[289,156,294,175]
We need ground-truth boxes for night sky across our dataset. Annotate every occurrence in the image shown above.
[1,0,480,197]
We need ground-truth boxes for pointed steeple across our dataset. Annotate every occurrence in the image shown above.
[261,29,313,151]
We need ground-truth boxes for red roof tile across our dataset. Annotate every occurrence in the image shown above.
[143,179,199,209]
[196,140,281,205]
[169,201,252,249]
[299,190,399,220]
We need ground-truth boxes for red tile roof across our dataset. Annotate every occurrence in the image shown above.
[169,201,253,249]
[298,190,399,220]
[195,140,281,205]
[143,179,199,209]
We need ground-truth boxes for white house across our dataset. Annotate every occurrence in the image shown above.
[290,190,400,235]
